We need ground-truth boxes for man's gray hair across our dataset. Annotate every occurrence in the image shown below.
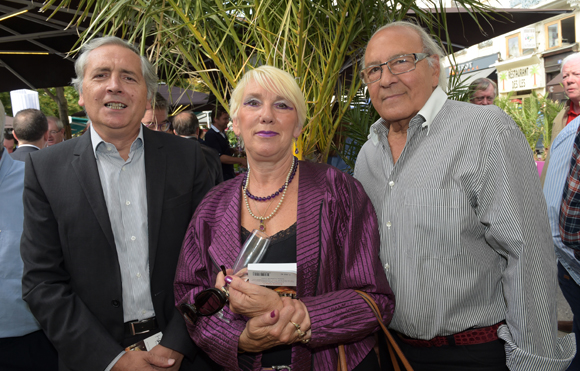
[364,21,447,91]
[0,100,5,153]
[47,116,64,130]
[152,92,169,114]
[468,78,497,102]
[71,36,158,100]
[561,53,580,73]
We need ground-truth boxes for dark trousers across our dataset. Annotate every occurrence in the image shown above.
[0,330,58,371]
[384,332,509,371]
[558,262,580,371]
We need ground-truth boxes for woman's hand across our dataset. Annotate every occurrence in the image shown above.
[215,273,283,318]
[238,297,312,353]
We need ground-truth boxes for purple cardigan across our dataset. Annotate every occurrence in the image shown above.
[174,161,395,371]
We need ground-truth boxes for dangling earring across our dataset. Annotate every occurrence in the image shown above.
[294,138,299,155]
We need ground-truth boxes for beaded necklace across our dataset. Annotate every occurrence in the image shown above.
[243,157,297,232]
[242,157,297,201]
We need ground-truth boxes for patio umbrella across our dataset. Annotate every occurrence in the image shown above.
[410,7,571,52]
[0,0,90,92]
[157,84,209,108]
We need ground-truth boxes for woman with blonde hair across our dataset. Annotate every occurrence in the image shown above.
[175,65,394,370]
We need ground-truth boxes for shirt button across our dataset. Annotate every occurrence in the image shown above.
[386,221,392,228]
[107,146,112,151]
[131,236,136,241]
[142,310,146,315]
[389,181,395,187]
[126,200,131,206]
[111,300,120,307]
[136,272,141,278]
[122,166,126,171]
[384,263,390,271]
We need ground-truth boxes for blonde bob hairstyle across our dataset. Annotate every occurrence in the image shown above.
[229,65,307,130]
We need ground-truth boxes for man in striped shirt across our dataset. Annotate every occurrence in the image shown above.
[354,21,574,370]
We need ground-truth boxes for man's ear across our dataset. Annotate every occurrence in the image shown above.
[12,131,19,141]
[43,130,49,141]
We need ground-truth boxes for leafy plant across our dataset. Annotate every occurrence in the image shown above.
[495,92,563,153]
[46,0,496,163]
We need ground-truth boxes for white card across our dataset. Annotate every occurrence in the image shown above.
[247,263,297,286]
[143,331,163,351]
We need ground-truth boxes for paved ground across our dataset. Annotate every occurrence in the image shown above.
[558,284,573,338]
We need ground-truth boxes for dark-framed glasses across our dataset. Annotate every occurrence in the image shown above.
[180,287,229,325]
[360,53,430,85]
[143,120,171,132]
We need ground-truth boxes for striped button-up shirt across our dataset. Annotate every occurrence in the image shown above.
[91,125,154,323]
[354,87,574,370]
[544,117,580,286]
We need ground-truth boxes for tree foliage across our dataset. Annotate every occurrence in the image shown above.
[46,0,495,163]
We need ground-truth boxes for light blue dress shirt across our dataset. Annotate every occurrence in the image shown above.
[0,149,42,337]
[544,116,580,285]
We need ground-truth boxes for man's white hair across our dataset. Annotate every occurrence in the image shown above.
[364,21,447,91]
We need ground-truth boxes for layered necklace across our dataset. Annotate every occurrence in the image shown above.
[243,156,298,232]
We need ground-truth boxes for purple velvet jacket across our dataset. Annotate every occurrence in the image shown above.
[174,161,395,371]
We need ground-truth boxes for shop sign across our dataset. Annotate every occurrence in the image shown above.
[498,64,543,93]
[522,28,536,49]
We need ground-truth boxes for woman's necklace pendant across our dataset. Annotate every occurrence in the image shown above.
[259,220,266,232]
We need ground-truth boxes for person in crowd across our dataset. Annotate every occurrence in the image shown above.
[10,109,48,161]
[46,116,66,146]
[3,129,16,153]
[353,21,574,371]
[142,92,171,133]
[543,115,580,371]
[20,36,216,371]
[174,65,394,370]
[468,77,497,105]
[173,110,223,185]
[0,100,58,371]
[542,53,580,185]
[204,105,247,180]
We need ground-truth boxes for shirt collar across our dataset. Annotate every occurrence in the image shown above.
[90,124,144,157]
[17,143,41,150]
[211,124,222,133]
[368,86,447,145]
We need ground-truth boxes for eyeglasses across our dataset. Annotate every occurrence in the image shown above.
[360,53,430,85]
[143,120,171,132]
[179,265,229,325]
[49,130,62,135]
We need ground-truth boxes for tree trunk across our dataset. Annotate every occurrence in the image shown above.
[44,87,71,139]
[55,87,71,139]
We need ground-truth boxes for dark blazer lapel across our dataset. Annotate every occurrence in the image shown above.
[71,131,116,250]
[143,128,166,274]
[208,177,244,271]
[296,161,323,298]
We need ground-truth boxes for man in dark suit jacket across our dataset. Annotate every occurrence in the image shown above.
[204,106,247,181]
[20,36,214,371]
[172,110,223,186]
[11,109,48,162]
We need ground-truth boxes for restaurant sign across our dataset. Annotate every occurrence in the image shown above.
[498,64,543,93]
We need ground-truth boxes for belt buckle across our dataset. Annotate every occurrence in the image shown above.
[272,367,292,371]
[130,318,152,336]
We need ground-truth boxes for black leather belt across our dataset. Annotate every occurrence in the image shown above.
[124,317,158,337]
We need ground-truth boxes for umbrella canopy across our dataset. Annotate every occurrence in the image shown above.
[157,84,209,108]
[0,0,90,92]
[411,7,571,52]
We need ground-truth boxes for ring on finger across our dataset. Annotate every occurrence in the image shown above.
[221,286,230,298]
[296,328,305,338]
[290,321,301,330]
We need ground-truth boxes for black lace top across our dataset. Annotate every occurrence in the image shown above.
[241,223,297,367]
